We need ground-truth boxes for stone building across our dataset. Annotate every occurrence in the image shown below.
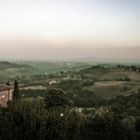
[0,85,12,107]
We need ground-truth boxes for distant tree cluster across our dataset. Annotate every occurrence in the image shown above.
[117,65,140,72]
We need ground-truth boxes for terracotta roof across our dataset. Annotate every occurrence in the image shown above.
[0,85,11,91]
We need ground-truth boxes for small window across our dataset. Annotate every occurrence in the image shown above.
[2,95,5,98]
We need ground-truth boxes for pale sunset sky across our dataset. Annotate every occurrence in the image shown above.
[0,0,140,60]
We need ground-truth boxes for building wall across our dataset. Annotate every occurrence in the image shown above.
[0,89,12,107]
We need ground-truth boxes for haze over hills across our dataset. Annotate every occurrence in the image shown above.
[0,0,139,62]
[68,56,140,64]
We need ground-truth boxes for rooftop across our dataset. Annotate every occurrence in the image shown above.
[0,85,11,91]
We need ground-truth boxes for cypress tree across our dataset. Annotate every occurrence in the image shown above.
[13,80,19,100]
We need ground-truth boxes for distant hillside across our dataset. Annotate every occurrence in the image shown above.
[0,61,37,82]
[0,61,21,70]
[17,61,91,73]
[0,61,91,82]
[77,65,140,81]
[76,65,140,99]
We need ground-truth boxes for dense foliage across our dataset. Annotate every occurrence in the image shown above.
[1,89,140,140]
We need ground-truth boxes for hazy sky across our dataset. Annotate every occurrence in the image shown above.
[0,0,140,60]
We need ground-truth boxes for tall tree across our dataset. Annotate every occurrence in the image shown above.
[13,80,19,100]
[44,89,71,109]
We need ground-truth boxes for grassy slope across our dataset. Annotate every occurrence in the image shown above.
[82,67,140,99]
